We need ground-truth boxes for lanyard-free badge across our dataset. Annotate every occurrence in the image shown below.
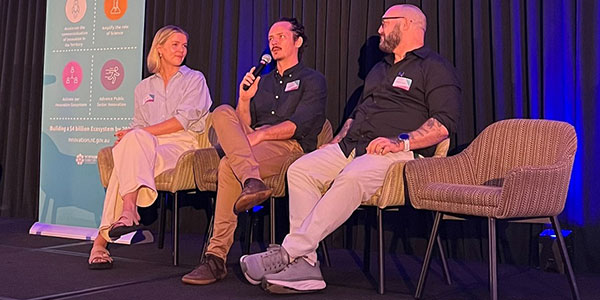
[285,80,300,92]
[392,72,412,91]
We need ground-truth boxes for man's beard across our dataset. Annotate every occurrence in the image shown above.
[379,25,402,53]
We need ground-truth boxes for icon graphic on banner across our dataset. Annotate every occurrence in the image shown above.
[105,66,120,84]
[65,0,87,23]
[75,153,84,165]
[62,61,83,91]
[101,59,124,90]
[104,0,127,20]
[110,0,121,14]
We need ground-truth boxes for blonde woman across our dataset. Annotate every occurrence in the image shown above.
[88,25,212,269]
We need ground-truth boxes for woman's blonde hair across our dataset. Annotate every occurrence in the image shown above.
[147,25,189,74]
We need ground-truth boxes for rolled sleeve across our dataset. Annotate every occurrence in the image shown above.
[173,72,212,131]
[288,73,327,140]
[130,84,147,129]
[425,61,461,135]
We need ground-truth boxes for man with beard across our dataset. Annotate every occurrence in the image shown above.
[240,4,461,294]
[181,18,327,285]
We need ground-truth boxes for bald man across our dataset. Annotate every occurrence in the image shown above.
[241,4,461,294]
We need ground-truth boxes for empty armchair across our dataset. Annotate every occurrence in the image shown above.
[405,119,580,300]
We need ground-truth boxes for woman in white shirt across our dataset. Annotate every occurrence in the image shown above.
[88,25,212,269]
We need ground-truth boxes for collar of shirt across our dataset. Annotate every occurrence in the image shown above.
[274,63,304,80]
[383,46,430,65]
[152,65,191,80]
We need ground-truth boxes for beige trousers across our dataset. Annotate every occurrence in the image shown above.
[206,105,303,261]
[281,143,414,264]
[98,129,199,242]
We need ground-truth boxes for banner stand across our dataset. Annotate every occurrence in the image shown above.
[29,222,153,245]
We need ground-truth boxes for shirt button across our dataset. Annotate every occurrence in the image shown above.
[279,81,283,84]
[271,111,275,115]
[275,95,279,99]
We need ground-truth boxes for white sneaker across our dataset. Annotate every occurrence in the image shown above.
[240,244,289,285]
[262,258,326,294]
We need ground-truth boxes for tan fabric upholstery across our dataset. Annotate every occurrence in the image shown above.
[192,120,333,195]
[96,113,217,193]
[362,138,450,208]
[405,119,577,219]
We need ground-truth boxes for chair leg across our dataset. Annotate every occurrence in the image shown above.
[377,207,385,295]
[270,196,276,245]
[244,210,254,254]
[363,207,372,272]
[173,192,179,266]
[158,193,167,249]
[200,196,215,264]
[551,216,581,300]
[436,229,452,285]
[488,217,497,300]
[319,240,331,267]
[415,211,443,299]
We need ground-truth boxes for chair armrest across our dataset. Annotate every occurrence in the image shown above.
[158,149,198,192]
[377,161,408,207]
[192,148,220,191]
[266,152,304,197]
[405,153,475,207]
[497,161,573,218]
[97,146,114,188]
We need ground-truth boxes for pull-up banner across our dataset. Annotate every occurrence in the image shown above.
[32,0,146,241]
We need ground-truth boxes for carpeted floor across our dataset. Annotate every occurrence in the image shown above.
[0,218,595,300]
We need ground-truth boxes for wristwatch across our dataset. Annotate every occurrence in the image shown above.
[397,133,410,152]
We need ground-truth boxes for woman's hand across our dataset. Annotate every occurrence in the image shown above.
[114,129,132,145]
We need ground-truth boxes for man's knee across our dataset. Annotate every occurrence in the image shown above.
[212,104,236,123]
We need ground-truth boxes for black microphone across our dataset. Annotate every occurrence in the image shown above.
[243,54,272,91]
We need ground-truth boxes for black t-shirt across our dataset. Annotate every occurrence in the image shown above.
[250,63,327,153]
[340,46,461,157]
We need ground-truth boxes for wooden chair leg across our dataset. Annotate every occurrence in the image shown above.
[377,207,385,295]
[551,216,581,300]
[488,217,497,300]
[173,192,179,266]
[415,211,443,299]
[158,193,167,249]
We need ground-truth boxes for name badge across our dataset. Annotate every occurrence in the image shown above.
[392,76,412,91]
[285,80,300,92]
[144,93,155,104]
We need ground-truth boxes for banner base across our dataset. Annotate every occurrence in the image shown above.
[29,222,154,245]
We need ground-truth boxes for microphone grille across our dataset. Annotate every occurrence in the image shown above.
[261,54,272,64]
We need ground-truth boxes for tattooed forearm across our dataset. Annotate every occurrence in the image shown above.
[410,118,443,139]
[405,118,448,150]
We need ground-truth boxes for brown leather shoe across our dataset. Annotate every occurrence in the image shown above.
[181,254,227,285]
[234,178,272,215]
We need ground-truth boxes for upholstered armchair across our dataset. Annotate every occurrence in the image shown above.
[405,119,580,300]
[97,113,217,265]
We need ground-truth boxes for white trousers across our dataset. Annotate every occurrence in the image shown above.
[98,129,199,242]
[281,143,414,264]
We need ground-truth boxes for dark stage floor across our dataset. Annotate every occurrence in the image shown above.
[0,218,596,300]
